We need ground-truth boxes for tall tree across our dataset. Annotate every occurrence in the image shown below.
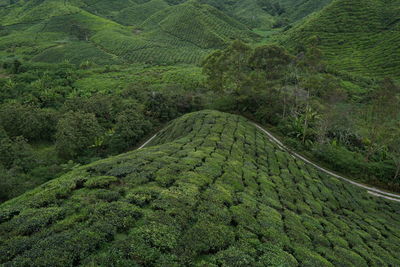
[360,78,400,161]
[110,109,152,153]
[202,40,252,94]
[249,44,292,80]
[55,111,103,159]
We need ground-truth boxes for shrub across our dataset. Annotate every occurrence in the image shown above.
[109,109,152,153]
[183,221,235,255]
[291,245,333,267]
[312,143,395,184]
[258,243,298,266]
[84,176,118,189]
[4,207,64,236]
[0,131,35,171]
[0,103,57,141]
[214,246,255,267]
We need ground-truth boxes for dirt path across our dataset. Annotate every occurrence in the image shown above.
[254,123,400,203]
[137,122,400,203]
[138,133,158,150]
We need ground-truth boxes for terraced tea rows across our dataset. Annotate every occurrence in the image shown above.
[0,0,258,65]
[1,110,399,266]
[282,0,400,78]
[114,0,169,26]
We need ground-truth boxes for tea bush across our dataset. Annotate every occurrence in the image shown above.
[0,110,399,266]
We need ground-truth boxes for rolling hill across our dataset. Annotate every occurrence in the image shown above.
[197,0,333,29]
[0,0,259,65]
[1,110,399,266]
[272,0,333,22]
[282,0,400,78]
[0,0,340,65]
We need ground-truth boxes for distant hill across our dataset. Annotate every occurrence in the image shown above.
[1,110,399,266]
[2,0,398,75]
[273,0,333,22]
[282,0,400,78]
[0,0,258,65]
[198,0,333,29]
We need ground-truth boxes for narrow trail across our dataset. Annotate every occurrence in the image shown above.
[254,123,400,203]
[138,133,158,150]
[137,121,400,203]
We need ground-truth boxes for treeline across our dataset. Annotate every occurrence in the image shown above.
[202,39,400,191]
[0,61,202,202]
[1,40,399,201]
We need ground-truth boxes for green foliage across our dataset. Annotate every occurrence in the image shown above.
[0,1,399,265]
[312,142,396,185]
[55,111,103,159]
[0,103,57,141]
[0,62,206,202]
[249,44,293,79]
[202,40,252,92]
[282,0,400,78]
[202,39,400,190]
[0,128,35,171]
[1,110,399,266]
[84,176,118,189]
[0,0,258,65]
[109,108,152,152]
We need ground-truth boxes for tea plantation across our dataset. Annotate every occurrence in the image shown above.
[1,110,399,266]
[282,0,400,78]
[0,0,258,65]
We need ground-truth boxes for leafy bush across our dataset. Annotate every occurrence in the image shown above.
[84,176,118,189]
[55,111,103,159]
[0,103,58,141]
[312,143,395,184]
[109,109,152,153]
[1,111,400,266]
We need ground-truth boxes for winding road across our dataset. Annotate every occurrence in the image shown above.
[138,122,400,203]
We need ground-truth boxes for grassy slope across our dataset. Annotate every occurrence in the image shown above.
[282,0,400,78]
[0,0,126,64]
[230,0,276,30]
[0,0,258,65]
[0,0,338,65]
[276,0,333,22]
[91,2,258,64]
[114,0,170,26]
[197,0,333,30]
[1,110,399,266]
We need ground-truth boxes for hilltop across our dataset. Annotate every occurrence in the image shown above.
[198,0,333,29]
[1,110,399,266]
[282,0,400,78]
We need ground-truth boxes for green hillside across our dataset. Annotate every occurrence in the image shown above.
[197,0,333,30]
[0,0,338,65]
[114,0,170,26]
[0,0,258,65]
[282,0,400,78]
[0,0,126,64]
[1,110,399,266]
[273,0,333,22]
[140,2,258,49]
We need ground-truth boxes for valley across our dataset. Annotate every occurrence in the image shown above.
[0,0,399,266]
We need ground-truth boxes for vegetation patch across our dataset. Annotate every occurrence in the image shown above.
[1,110,399,266]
